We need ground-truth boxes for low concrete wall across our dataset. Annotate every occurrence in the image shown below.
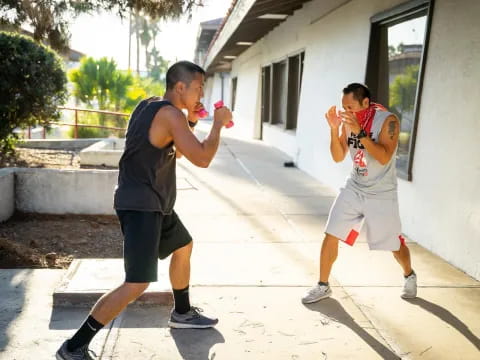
[0,169,15,222]
[80,138,125,167]
[18,139,104,151]
[15,168,118,215]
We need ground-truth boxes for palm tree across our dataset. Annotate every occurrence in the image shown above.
[139,16,153,73]
[134,9,141,74]
[128,11,132,70]
[0,0,198,52]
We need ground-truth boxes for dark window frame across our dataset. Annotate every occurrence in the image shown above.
[272,59,288,126]
[231,77,238,111]
[261,65,272,124]
[365,0,435,181]
[261,50,305,131]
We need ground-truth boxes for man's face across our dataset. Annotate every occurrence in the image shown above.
[180,72,205,110]
[341,93,369,113]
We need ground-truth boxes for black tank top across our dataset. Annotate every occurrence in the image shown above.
[114,99,176,214]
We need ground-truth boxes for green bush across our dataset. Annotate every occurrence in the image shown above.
[0,32,67,153]
[68,126,109,139]
[124,76,166,112]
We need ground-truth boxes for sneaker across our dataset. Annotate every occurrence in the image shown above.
[56,340,96,360]
[302,283,332,304]
[401,271,417,299]
[168,306,218,329]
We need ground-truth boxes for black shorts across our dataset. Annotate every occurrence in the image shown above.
[116,210,192,283]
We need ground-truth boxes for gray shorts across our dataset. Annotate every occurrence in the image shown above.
[325,187,403,251]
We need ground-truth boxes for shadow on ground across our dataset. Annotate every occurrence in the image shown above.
[405,297,480,351]
[49,305,225,360]
[305,298,400,360]
[0,270,28,352]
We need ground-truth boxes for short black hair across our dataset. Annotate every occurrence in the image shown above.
[343,83,371,104]
[166,61,205,90]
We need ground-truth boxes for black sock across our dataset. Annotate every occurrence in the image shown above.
[67,315,104,352]
[318,281,329,286]
[173,286,191,314]
[404,270,415,278]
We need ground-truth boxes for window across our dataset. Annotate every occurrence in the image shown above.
[231,77,237,111]
[261,51,305,130]
[287,52,305,130]
[365,0,434,180]
[261,66,271,123]
[272,60,288,125]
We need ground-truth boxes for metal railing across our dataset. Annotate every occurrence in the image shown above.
[25,106,129,139]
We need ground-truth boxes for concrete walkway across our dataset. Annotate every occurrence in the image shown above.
[1,130,479,359]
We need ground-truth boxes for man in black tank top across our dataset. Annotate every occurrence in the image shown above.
[57,61,233,359]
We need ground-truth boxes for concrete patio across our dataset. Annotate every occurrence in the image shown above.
[1,129,479,359]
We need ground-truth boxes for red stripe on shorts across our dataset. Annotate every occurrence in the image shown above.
[345,229,359,246]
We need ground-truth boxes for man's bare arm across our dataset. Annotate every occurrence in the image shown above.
[325,106,348,163]
[175,124,195,158]
[161,106,230,168]
[359,115,399,165]
[330,125,348,162]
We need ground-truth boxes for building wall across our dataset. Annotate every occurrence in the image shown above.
[230,51,262,139]
[203,72,231,113]
[207,0,480,279]
[396,0,480,280]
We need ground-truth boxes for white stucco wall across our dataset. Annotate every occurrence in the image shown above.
[15,169,118,215]
[203,76,215,111]
[206,0,480,279]
[230,51,262,140]
[203,72,231,112]
[397,0,480,280]
[0,169,15,222]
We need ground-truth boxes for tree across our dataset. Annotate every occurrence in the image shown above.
[142,17,169,80]
[124,76,165,112]
[69,57,133,115]
[0,0,202,52]
[129,12,169,79]
[389,64,420,114]
[111,70,135,111]
[0,31,67,153]
[134,8,141,74]
[139,16,153,72]
[149,51,170,81]
[69,57,98,106]
[388,45,397,58]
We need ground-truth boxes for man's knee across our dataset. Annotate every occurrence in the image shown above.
[324,233,340,241]
[321,234,339,257]
[123,282,150,298]
[174,240,193,257]
[323,233,340,244]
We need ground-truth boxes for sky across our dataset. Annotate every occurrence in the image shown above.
[68,1,425,71]
[388,16,427,48]
[69,0,231,71]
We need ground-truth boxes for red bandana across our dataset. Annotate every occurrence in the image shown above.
[354,102,387,133]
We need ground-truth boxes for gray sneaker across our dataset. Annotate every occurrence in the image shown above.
[401,271,417,299]
[302,283,332,304]
[56,340,96,360]
[168,306,218,329]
